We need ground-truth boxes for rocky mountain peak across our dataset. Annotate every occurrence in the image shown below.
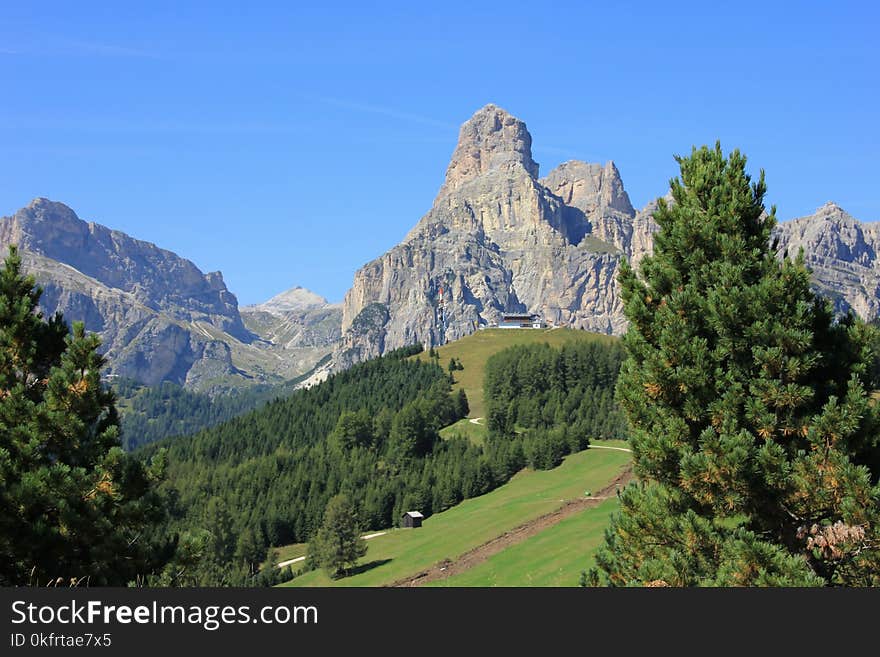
[247,286,333,315]
[28,196,76,214]
[819,200,845,212]
[782,202,862,236]
[1,198,88,250]
[812,201,856,224]
[775,202,880,319]
[441,104,539,191]
[339,105,633,363]
[541,160,634,217]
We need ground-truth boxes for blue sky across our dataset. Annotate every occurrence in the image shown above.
[0,1,877,304]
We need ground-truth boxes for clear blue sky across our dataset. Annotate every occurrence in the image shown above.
[1,1,877,304]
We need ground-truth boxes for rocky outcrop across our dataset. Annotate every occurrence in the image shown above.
[541,160,635,251]
[775,202,880,318]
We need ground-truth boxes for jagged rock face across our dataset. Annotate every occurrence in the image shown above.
[440,103,539,191]
[0,199,249,388]
[629,196,664,269]
[0,199,336,390]
[542,161,634,217]
[775,202,880,319]
[334,302,390,370]
[337,104,635,365]
[34,265,241,387]
[337,104,880,368]
[540,160,636,255]
[0,199,248,340]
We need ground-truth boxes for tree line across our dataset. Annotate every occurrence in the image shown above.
[482,340,629,469]
[114,368,324,451]
[138,345,485,584]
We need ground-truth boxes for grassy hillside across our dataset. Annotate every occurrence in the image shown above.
[268,542,308,567]
[426,497,619,587]
[415,328,618,417]
[281,443,630,587]
[143,350,470,570]
[439,417,487,445]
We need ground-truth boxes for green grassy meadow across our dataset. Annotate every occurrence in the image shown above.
[426,497,619,587]
[438,417,488,445]
[415,327,617,418]
[265,542,307,568]
[280,443,630,587]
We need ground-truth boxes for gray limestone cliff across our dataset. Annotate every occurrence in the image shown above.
[775,202,880,318]
[336,105,878,368]
[336,104,638,367]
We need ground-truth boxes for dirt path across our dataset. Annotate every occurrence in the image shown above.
[277,531,388,568]
[469,417,483,425]
[587,444,632,453]
[277,556,306,569]
[388,463,634,587]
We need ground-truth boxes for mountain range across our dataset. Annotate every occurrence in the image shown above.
[1,104,877,389]
[0,199,338,390]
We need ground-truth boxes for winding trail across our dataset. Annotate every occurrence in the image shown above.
[587,444,632,453]
[277,531,388,569]
[277,556,306,569]
[389,462,634,587]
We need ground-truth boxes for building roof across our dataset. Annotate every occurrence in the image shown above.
[403,511,424,518]
[501,313,538,320]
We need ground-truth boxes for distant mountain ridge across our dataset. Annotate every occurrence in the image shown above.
[248,286,335,313]
[241,287,342,355]
[0,199,336,390]
[0,198,248,336]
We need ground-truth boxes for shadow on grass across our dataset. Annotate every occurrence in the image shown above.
[344,559,392,577]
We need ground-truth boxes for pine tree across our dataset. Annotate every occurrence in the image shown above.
[389,402,436,459]
[307,493,367,578]
[330,409,374,450]
[455,388,469,418]
[0,246,167,585]
[591,145,880,586]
